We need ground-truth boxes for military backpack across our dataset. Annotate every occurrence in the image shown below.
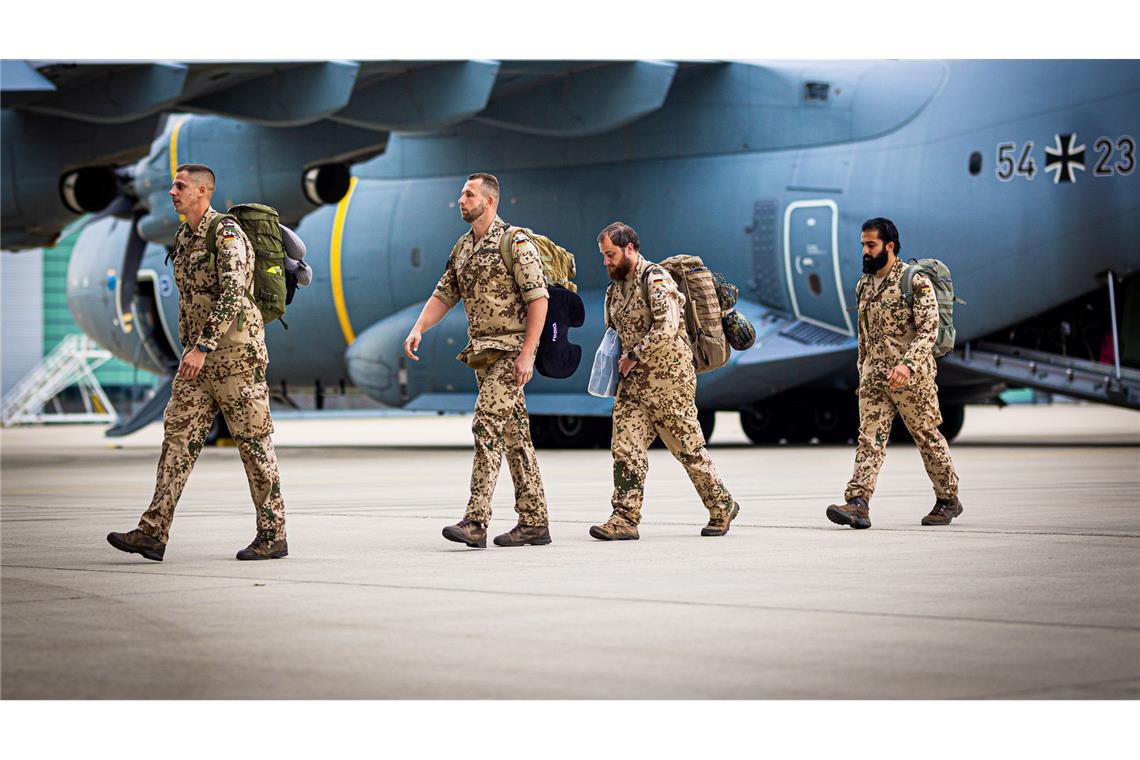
[497,226,578,293]
[605,255,725,374]
[204,203,289,326]
[899,258,965,358]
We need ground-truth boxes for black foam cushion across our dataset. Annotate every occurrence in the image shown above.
[536,286,586,379]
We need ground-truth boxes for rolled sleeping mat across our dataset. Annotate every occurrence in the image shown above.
[279,223,307,261]
[283,256,313,287]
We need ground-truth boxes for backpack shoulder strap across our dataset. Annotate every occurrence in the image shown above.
[640,264,663,303]
[499,226,535,276]
[900,259,917,305]
[166,221,191,266]
[204,213,238,258]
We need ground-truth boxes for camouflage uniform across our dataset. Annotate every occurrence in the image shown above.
[845,258,959,503]
[137,208,286,544]
[432,217,550,527]
[604,256,735,526]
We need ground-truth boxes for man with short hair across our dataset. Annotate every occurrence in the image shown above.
[591,222,740,541]
[827,217,962,529]
[107,163,288,561]
[404,172,552,548]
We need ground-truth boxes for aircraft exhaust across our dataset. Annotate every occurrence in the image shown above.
[59,167,119,215]
[303,164,351,206]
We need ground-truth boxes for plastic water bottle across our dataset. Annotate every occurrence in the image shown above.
[588,327,622,397]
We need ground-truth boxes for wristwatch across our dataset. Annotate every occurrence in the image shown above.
[197,345,212,353]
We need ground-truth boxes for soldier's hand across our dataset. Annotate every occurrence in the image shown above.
[178,347,206,379]
[404,329,422,361]
[619,357,638,377]
[887,363,912,389]
[514,351,535,387]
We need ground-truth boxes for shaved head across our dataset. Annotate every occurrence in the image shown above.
[176,163,216,193]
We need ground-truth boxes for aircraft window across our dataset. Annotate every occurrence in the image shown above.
[804,82,830,102]
[411,248,422,268]
[969,152,983,175]
[808,273,823,295]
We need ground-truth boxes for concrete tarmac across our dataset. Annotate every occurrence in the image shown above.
[2,404,1138,699]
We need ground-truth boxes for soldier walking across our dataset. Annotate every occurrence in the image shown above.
[107,164,288,561]
[590,222,740,541]
[827,217,962,529]
[404,173,552,549]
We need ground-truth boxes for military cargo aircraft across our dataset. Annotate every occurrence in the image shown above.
[4,60,1138,446]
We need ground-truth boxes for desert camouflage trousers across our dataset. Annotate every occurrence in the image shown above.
[844,376,959,503]
[610,379,734,526]
[138,368,286,543]
[465,351,549,527]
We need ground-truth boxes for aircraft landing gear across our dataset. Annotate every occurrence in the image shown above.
[740,401,784,444]
[530,415,611,449]
[740,391,858,445]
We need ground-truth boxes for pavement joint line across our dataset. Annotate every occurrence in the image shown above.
[2,582,258,606]
[962,673,1140,699]
[5,563,1140,635]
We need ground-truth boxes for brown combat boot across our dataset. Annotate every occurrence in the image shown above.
[826,496,871,529]
[106,529,166,562]
[921,498,964,526]
[236,536,289,560]
[493,523,552,547]
[702,501,741,537]
[442,519,487,548]
[589,515,640,541]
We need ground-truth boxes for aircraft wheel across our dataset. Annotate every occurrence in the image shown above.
[590,417,613,449]
[740,403,782,445]
[939,403,966,441]
[543,415,596,449]
[808,394,858,444]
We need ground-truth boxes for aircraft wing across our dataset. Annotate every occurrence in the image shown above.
[2,59,710,249]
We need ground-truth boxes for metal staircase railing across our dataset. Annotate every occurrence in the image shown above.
[1,335,118,425]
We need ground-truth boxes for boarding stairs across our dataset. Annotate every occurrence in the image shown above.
[941,342,1140,409]
[1,335,118,426]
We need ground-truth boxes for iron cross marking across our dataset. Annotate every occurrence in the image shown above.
[1044,133,1087,184]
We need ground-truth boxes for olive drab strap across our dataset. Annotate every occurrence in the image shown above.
[165,221,191,266]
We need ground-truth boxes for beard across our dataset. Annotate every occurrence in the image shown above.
[862,250,889,274]
[607,257,634,281]
[460,200,485,223]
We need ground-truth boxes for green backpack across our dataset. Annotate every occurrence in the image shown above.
[900,258,966,358]
[205,203,288,326]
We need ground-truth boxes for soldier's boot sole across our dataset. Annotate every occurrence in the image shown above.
[236,549,289,561]
[106,533,164,562]
[492,535,553,547]
[921,503,964,526]
[701,502,741,537]
[588,526,639,541]
[826,505,871,530]
[442,526,486,548]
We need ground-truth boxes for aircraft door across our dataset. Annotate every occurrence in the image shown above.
[783,199,853,336]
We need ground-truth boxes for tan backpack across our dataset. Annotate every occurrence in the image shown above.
[607,255,727,374]
[498,227,578,293]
